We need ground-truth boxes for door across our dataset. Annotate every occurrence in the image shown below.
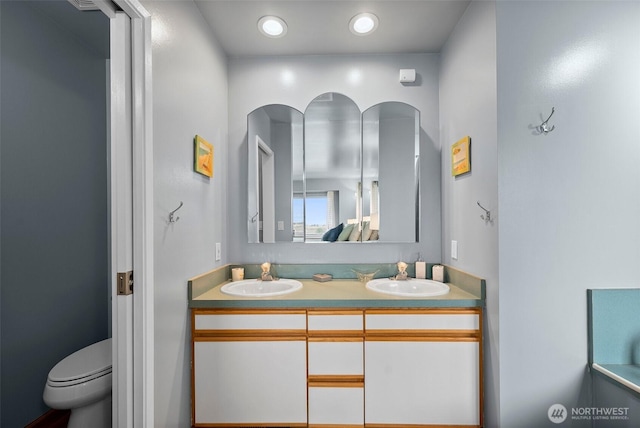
[97,1,153,427]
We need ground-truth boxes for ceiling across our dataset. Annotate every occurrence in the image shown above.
[194,0,471,57]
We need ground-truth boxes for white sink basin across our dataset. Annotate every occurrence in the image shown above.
[366,278,450,297]
[221,278,303,297]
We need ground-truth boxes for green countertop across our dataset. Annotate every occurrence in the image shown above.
[189,265,484,309]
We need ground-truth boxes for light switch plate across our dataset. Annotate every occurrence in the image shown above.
[215,242,221,261]
[451,240,458,260]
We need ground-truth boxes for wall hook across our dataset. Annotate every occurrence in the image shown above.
[477,201,492,223]
[537,107,556,134]
[169,201,183,223]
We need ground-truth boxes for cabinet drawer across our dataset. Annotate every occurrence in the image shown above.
[365,311,479,331]
[308,311,363,332]
[308,340,363,375]
[309,386,364,426]
[194,311,306,331]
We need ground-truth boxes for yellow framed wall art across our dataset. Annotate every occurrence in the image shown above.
[452,136,471,177]
[194,135,213,178]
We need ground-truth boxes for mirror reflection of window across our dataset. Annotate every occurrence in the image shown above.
[370,180,380,232]
[292,194,304,242]
[294,191,339,241]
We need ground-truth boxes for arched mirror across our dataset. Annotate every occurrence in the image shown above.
[247,104,303,243]
[302,93,362,242]
[362,102,420,242]
[247,94,420,243]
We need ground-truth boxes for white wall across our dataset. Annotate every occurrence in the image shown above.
[142,1,228,426]
[228,54,442,263]
[497,1,640,427]
[439,1,498,425]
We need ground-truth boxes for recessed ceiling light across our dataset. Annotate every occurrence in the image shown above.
[258,16,288,38]
[349,13,379,36]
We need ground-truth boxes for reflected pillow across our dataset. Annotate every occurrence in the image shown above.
[348,224,361,241]
[362,221,372,241]
[338,223,354,241]
[322,223,344,242]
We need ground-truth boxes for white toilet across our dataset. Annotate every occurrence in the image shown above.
[43,338,112,428]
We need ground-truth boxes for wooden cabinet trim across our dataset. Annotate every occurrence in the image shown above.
[308,374,365,387]
[194,329,306,341]
[365,329,480,341]
[193,308,307,315]
[308,336,363,342]
[309,425,363,428]
[308,309,364,316]
[308,332,364,339]
[365,308,481,315]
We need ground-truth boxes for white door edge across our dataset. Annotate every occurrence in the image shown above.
[108,1,154,427]
[110,11,134,428]
[127,3,154,428]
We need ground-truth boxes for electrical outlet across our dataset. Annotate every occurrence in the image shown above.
[215,242,221,261]
[451,240,458,260]
[278,221,284,231]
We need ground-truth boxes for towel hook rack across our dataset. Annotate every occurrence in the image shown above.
[477,201,492,223]
[537,107,556,135]
[169,201,183,223]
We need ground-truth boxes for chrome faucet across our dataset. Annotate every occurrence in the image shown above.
[393,261,409,280]
[260,262,274,281]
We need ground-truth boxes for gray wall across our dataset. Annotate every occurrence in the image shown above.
[439,1,499,426]
[228,54,442,263]
[0,1,109,426]
[142,1,229,426]
[496,1,640,427]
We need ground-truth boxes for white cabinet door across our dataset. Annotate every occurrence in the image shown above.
[365,340,480,426]
[194,340,307,425]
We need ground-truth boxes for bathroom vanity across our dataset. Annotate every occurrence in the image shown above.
[189,265,485,428]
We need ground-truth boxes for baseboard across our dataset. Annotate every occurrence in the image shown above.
[25,409,71,428]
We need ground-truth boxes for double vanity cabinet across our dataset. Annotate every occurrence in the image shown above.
[191,304,483,427]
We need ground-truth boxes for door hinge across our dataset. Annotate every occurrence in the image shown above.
[117,270,133,295]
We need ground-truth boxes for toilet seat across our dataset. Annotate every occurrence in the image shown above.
[47,338,112,387]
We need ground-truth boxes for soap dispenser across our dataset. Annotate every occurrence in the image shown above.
[415,254,426,279]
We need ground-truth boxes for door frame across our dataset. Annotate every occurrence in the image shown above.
[257,136,276,243]
[97,0,153,427]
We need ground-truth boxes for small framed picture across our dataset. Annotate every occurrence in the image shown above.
[194,135,213,178]
[452,136,471,177]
